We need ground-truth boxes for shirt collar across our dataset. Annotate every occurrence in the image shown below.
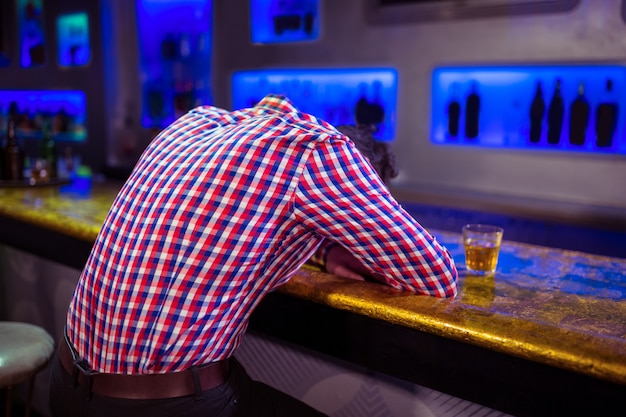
[254,94,299,114]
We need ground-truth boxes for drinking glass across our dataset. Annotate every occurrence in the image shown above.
[462,224,503,275]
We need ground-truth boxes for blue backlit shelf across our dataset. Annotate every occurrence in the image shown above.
[431,65,626,155]
[232,68,398,141]
[57,12,91,67]
[0,90,87,142]
[136,0,213,129]
[18,0,47,68]
[251,0,320,44]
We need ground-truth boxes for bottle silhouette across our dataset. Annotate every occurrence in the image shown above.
[569,81,590,146]
[447,83,461,138]
[370,80,386,134]
[160,33,178,60]
[120,102,137,158]
[529,81,545,143]
[3,119,24,181]
[355,83,370,125]
[354,82,384,129]
[595,78,618,148]
[40,119,58,179]
[8,101,19,121]
[547,79,564,145]
[464,82,480,140]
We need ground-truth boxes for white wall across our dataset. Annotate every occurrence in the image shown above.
[212,0,626,217]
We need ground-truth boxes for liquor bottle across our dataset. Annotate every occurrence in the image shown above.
[447,83,461,139]
[464,82,480,140]
[355,82,372,126]
[8,101,19,121]
[3,119,24,181]
[529,81,545,143]
[120,102,137,158]
[595,78,618,148]
[370,80,385,133]
[40,120,57,179]
[568,81,590,146]
[547,79,564,145]
[160,33,178,60]
[174,80,195,118]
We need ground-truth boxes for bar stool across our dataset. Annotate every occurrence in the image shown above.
[0,322,54,417]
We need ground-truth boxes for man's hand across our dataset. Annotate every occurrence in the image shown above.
[324,244,370,282]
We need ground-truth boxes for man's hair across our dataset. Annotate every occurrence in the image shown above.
[336,125,398,184]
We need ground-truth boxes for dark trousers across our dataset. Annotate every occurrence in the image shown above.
[49,352,328,417]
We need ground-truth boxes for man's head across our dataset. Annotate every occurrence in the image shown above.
[336,125,398,185]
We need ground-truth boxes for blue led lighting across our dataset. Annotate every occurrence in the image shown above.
[136,0,213,128]
[232,68,398,141]
[251,0,320,44]
[57,12,91,67]
[18,0,46,68]
[431,65,626,155]
[0,90,87,142]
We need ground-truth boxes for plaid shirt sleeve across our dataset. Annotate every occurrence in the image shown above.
[295,136,458,298]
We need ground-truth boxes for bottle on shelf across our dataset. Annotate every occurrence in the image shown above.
[354,82,384,131]
[3,119,25,181]
[569,81,590,146]
[174,81,195,119]
[529,81,545,143]
[595,78,618,148]
[120,101,137,160]
[40,119,57,180]
[160,33,178,60]
[370,80,386,135]
[547,78,564,145]
[464,81,480,140]
[447,83,461,139]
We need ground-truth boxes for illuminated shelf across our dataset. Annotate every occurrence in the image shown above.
[251,0,320,44]
[232,68,398,141]
[18,0,47,68]
[57,12,91,67]
[431,65,626,155]
[136,0,213,129]
[0,90,87,142]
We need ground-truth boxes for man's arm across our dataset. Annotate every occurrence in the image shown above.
[295,138,457,298]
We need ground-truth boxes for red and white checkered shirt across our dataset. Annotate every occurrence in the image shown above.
[66,95,457,374]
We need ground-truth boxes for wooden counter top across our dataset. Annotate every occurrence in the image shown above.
[0,180,624,403]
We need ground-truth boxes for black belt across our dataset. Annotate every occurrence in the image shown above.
[58,336,229,399]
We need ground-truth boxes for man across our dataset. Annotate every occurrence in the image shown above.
[49,94,457,417]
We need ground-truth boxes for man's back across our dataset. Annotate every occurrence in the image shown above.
[67,95,340,374]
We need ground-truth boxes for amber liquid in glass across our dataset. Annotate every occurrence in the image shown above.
[464,239,500,274]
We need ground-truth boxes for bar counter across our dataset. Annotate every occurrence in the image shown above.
[0,180,625,416]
